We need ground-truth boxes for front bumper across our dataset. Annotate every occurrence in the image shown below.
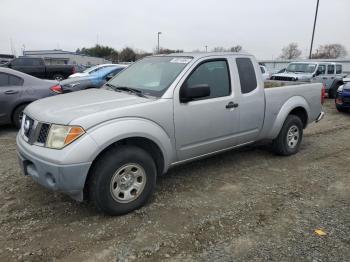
[16,133,92,201]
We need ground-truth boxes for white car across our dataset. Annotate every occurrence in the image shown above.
[69,64,127,78]
[260,65,270,80]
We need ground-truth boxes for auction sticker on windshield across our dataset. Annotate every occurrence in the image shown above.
[170,58,192,64]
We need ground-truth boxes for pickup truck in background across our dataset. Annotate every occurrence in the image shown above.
[2,57,75,81]
[271,61,344,98]
[16,52,325,215]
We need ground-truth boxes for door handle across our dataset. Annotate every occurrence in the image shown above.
[225,101,239,109]
[5,90,18,95]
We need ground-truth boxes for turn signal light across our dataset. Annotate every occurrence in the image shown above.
[50,85,62,94]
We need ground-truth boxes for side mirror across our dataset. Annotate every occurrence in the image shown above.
[315,70,322,76]
[180,83,210,103]
[7,62,12,68]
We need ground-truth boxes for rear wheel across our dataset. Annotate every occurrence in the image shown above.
[272,115,303,156]
[52,74,64,81]
[329,84,340,99]
[88,145,157,215]
[12,104,28,129]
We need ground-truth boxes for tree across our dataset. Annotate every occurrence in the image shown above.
[279,43,302,60]
[108,51,119,63]
[77,44,115,59]
[230,45,242,52]
[119,47,136,62]
[312,44,347,59]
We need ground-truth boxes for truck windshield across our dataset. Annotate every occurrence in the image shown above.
[106,56,192,97]
[286,63,317,73]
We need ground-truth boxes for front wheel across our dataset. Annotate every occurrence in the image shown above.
[12,104,28,129]
[88,145,157,215]
[272,115,303,156]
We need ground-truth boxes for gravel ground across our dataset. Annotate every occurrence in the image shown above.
[0,100,349,262]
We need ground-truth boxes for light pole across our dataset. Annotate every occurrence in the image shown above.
[157,32,162,54]
[205,45,208,52]
[309,0,320,59]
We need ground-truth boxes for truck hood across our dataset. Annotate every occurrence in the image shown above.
[25,89,151,126]
[272,72,313,80]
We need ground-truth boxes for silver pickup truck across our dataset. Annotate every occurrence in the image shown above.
[16,52,325,215]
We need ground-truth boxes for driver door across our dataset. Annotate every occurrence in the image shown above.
[173,59,240,161]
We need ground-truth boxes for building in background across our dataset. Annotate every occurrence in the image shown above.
[22,49,110,66]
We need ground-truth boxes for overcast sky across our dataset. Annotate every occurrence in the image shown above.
[1,0,349,59]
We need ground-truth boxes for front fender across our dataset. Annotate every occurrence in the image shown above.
[86,117,175,173]
[268,96,310,139]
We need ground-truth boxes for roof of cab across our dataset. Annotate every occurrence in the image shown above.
[156,52,253,59]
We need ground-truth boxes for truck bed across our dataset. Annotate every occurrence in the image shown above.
[258,82,323,140]
[264,80,310,89]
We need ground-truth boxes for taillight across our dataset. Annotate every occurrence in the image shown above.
[50,85,62,94]
[321,82,325,105]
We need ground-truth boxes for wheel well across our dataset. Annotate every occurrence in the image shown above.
[11,102,31,123]
[289,107,308,128]
[84,137,165,198]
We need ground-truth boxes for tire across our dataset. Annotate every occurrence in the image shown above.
[272,115,303,156]
[12,104,28,129]
[329,84,340,99]
[336,105,347,113]
[52,74,64,81]
[88,145,157,215]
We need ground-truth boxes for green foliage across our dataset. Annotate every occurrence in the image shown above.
[76,44,115,59]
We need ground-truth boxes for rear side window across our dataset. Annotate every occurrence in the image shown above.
[327,65,334,74]
[0,73,23,86]
[336,64,342,74]
[0,73,8,86]
[9,75,23,85]
[236,58,257,94]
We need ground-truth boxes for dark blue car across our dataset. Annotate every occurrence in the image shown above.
[335,81,350,112]
[59,65,127,93]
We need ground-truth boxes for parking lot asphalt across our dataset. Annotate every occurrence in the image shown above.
[0,100,349,262]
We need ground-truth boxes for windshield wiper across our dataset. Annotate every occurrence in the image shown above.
[105,83,147,98]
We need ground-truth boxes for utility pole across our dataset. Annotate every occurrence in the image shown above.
[309,0,320,59]
[157,32,162,54]
[205,45,208,52]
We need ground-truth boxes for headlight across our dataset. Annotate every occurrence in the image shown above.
[46,124,85,149]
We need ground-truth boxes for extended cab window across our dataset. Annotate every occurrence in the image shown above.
[236,58,257,94]
[327,65,335,74]
[336,64,342,74]
[186,60,230,99]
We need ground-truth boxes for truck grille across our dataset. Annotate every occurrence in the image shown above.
[37,123,51,144]
[21,115,51,145]
[23,116,35,139]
